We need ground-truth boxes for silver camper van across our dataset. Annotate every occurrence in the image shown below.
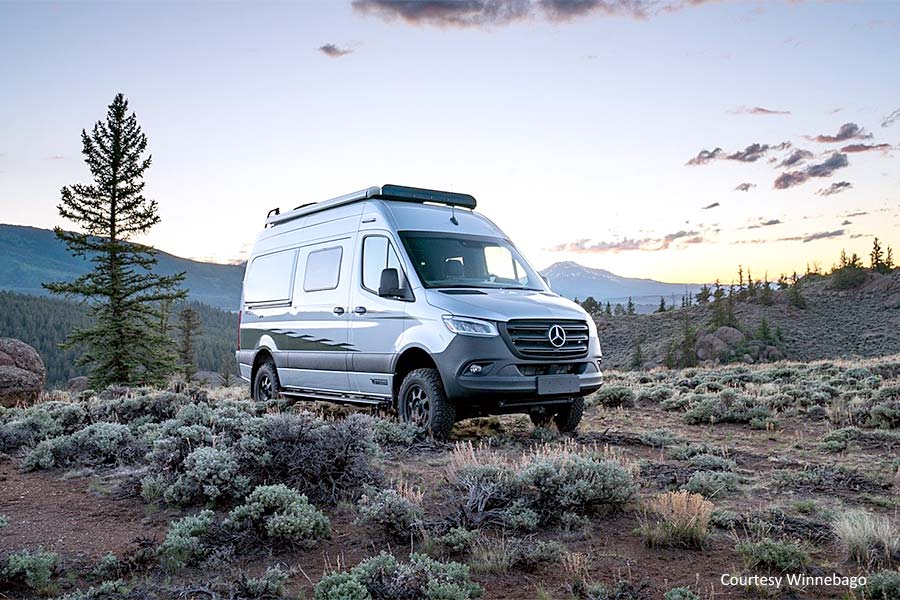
[237,185,603,438]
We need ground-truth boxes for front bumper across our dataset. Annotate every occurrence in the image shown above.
[433,332,603,413]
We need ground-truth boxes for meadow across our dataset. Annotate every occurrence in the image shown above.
[1,357,899,599]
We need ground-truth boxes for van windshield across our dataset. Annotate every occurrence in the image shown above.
[398,231,544,291]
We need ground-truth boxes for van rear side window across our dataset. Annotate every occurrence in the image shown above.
[304,246,343,292]
[244,249,297,304]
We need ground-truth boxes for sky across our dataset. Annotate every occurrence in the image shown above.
[1,0,899,284]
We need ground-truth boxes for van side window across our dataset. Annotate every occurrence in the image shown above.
[362,236,406,293]
[304,246,343,292]
[244,248,297,304]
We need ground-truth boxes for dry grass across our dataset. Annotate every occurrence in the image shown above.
[832,509,900,568]
[637,491,713,549]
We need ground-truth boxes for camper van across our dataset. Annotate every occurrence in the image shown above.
[237,185,603,438]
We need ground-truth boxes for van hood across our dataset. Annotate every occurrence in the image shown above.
[424,288,588,322]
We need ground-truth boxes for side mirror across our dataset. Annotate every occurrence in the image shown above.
[378,268,406,299]
[541,274,551,287]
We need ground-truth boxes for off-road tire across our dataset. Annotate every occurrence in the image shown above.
[554,397,584,434]
[252,360,281,402]
[398,368,456,440]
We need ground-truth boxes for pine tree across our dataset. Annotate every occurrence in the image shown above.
[695,284,711,304]
[626,297,635,316]
[44,93,185,387]
[755,317,773,344]
[218,352,238,387]
[604,302,612,316]
[176,306,202,380]
[886,246,895,271]
[678,311,698,368]
[737,265,745,297]
[787,272,807,309]
[656,296,666,313]
[629,339,644,371]
[776,274,789,290]
[613,303,625,316]
[870,237,885,272]
[581,296,600,315]
[760,273,774,306]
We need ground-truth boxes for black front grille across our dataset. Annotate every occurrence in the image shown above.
[502,319,589,359]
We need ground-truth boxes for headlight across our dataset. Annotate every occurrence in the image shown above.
[442,315,498,337]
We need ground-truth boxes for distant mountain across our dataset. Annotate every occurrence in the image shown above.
[540,261,704,307]
[0,224,244,310]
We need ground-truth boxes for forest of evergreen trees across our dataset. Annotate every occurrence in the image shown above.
[0,291,237,387]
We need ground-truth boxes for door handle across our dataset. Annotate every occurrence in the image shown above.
[353,306,367,315]
[333,306,345,315]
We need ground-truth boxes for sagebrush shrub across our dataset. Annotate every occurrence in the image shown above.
[160,510,217,569]
[433,527,478,555]
[1,548,60,593]
[315,552,483,600]
[683,471,738,498]
[591,385,635,408]
[736,539,809,573]
[373,419,426,446]
[357,487,423,539]
[226,484,330,548]
[159,445,250,506]
[22,422,142,471]
[664,588,700,600]
[862,570,900,599]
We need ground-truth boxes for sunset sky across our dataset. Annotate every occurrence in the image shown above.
[1,1,899,284]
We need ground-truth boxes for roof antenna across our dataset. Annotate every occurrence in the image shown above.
[450,205,458,226]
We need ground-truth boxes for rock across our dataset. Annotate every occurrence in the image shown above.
[696,333,730,361]
[741,353,754,364]
[763,346,784,362]
[714,326,746,347]
[0,338,45,407]
[66,376,90,393]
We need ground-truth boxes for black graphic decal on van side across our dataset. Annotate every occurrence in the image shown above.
[240,328,357,352]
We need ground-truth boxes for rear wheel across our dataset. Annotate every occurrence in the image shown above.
[398,368,455,440]
[553,397,584,434]
[252,360,280,402]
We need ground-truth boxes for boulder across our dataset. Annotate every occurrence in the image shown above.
[762,345,784,362]
[741,353,755,364]
[66,376,90,393]
[714,326,746,347]
[696,333,730,362]
[0,338,46,407]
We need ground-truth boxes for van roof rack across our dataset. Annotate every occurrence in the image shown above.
[265,184,477,227]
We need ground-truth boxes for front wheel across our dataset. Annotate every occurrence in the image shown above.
[252,360,280,402]
[398,368,456,440]
[553,397,584,434]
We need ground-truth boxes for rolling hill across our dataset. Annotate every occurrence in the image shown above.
[0,224,244,310]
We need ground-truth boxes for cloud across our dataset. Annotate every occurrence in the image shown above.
[809,122,872,143]
[734,182,755,192]
[882,107,900,128]
[702,202,720,209]
[687,142,788,166]
[747,219,781,229]
[845,211,868,217]
[318,43,353,58]
[550,229,702,253]
[841,220,852,226]
[352,0,718,28]
[779,230,846,243]
[729,106,790,116]
[774,153,849,189]
[840,143,892,153]
[47,155,65,160]
[776,149,813,168]
[816,181,852,196]
[686,147,723,165]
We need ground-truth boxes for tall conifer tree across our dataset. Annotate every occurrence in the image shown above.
[44,93,185,387]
